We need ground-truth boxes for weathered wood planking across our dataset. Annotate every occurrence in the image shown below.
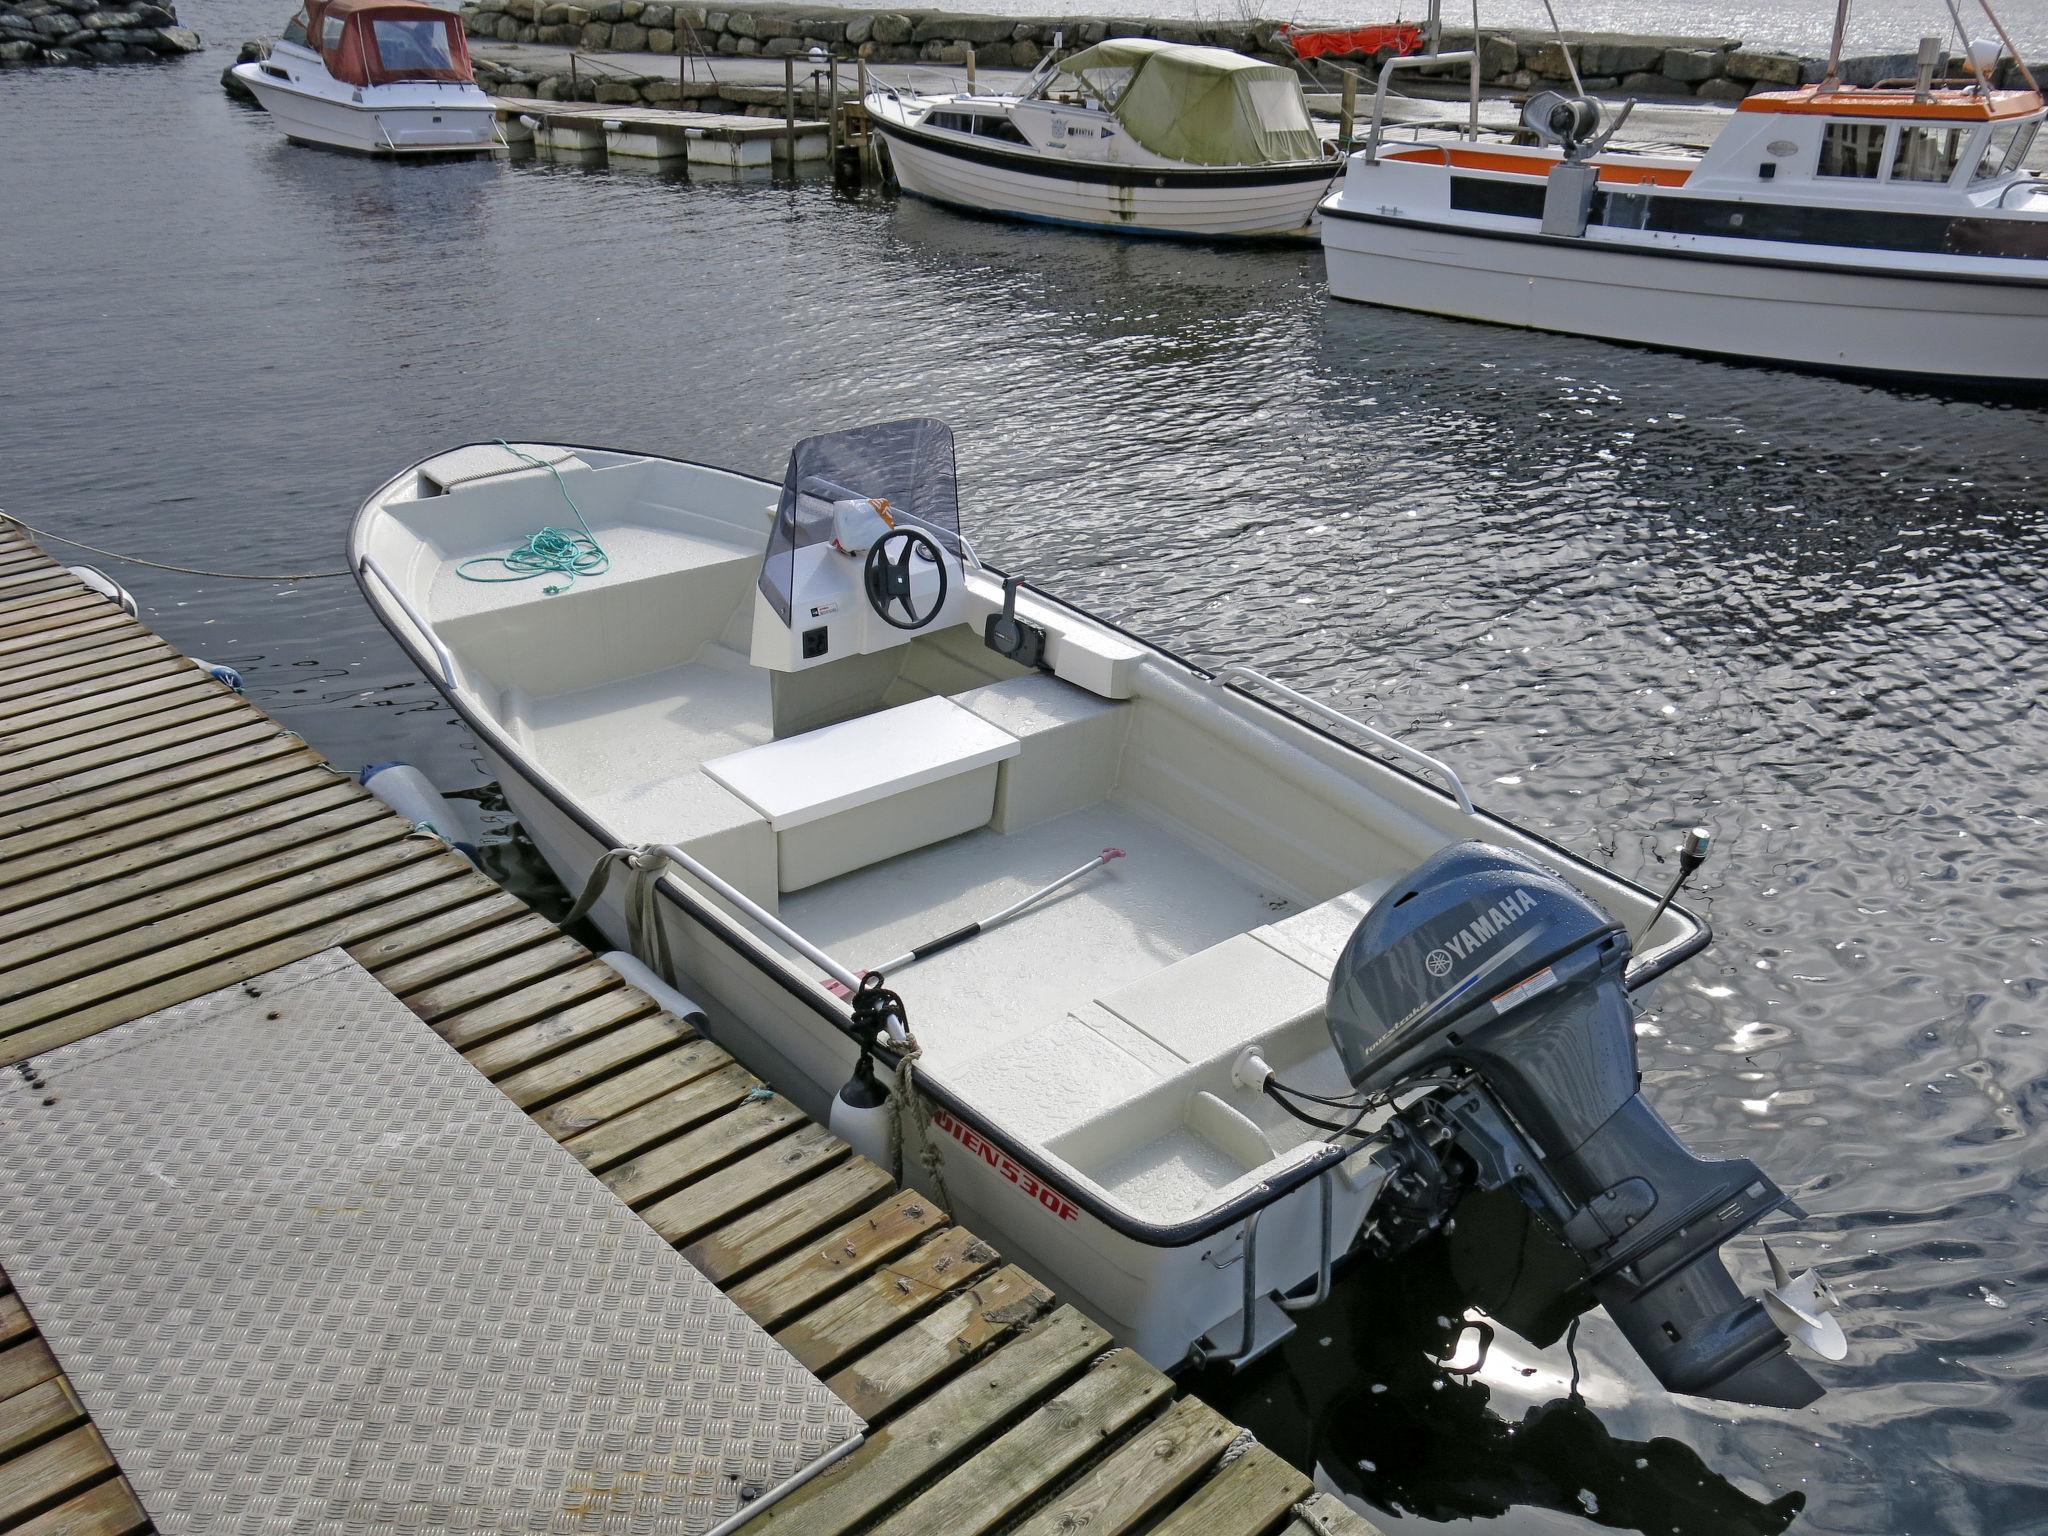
[0,521,1390,1536]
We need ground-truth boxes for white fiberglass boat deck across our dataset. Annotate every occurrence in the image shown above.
[867,38,1339,239]
[352,424,1849,1409]
[233,0,499,156]
[1321,24,2048,382]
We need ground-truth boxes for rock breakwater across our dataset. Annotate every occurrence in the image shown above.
[0,0,198,65]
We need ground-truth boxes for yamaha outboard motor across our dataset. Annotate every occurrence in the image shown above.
[1330,842,1831,1409]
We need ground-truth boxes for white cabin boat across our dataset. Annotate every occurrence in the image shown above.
[1321,47,2048,381]
[351,423,1848,1407]
[232,0,499,157]
[866,39,1340,239]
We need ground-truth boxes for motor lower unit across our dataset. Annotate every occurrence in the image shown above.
[1328,841,1836,1409]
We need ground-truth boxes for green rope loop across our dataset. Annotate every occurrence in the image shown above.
[455,441,611,596]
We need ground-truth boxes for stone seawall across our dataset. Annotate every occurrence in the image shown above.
[0,0,199,64]
[457,3,2033,98]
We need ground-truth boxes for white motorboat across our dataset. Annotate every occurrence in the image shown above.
[232,0,500,157]
[352,423,1849,1406]
[865,39,1340,239]
[1321,9,2048,382]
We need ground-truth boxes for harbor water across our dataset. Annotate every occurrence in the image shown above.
[4,5,2045,1533]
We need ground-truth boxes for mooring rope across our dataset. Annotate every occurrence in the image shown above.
[455,441,610,595]
[885,1027,954,1217]
[558,845,680,987]
[0,511,350,581]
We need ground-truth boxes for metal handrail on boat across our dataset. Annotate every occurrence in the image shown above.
[357,554,455,688]
[1361,49,1480,165]
[1208,663,1475,815]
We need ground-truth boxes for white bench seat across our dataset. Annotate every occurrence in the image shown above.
[705,695,1019,890]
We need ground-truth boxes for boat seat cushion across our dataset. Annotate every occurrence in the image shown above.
[704,695,1019,891]
[953,673,1129,833]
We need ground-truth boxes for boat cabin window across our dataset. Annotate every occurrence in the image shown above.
[320,11,346,50]
[925,110,1028,144]
[1891,124,1965,182]
[1817,121,1889,178]
[1973,119,2036,180]
[282,5,310,45]
[372,15,455,73]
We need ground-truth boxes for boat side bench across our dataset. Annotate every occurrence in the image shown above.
[954,672,1131,833]
[705,695,1020,892]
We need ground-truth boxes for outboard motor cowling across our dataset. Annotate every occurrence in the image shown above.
[1331,842,1830,1410]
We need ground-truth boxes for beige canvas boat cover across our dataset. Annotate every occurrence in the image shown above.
[1054,38,1323,166]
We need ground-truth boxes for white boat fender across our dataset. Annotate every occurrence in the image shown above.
[828,1048,893,1168]
[359,761,480,863]
[597,950,711,1031]
[66,564,137,615]
[190,658,244,692]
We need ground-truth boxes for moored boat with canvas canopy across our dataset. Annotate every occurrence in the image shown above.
[866,38,1340,239]
[232,0,500,156]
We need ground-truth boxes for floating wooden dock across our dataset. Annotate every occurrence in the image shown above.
[493,97,831,165]
[0,518,1383,1536]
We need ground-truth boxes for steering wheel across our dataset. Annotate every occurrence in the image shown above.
[863,527,948,631]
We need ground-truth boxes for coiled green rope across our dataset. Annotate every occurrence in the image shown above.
[455,441,610,595]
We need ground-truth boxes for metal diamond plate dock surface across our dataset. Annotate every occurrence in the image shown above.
[0,949,863,1536]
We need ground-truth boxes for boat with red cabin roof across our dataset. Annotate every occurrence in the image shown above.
[232,0,499,157]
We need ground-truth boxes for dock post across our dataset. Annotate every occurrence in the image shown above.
[966,47,976,94]
[569,51,578,99]
[783,55,796,164]
[829,53,841,154]
[856,57,871,181]
[1339,69,1357,148]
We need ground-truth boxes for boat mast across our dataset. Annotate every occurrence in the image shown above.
[1821,0,1851,92]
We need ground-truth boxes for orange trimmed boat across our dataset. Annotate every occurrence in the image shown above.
[1319,7,2048,383]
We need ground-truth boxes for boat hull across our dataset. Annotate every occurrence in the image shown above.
[234,63,498,156]
[1321,205,2048,383]
[875,119,1333,240]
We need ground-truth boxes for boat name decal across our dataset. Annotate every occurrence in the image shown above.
[932,1109,1081,1221]
[1426,887,1539,979]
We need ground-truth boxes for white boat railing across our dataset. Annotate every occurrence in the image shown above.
[1360,49,1480,165]
[1208,663,1475,815]
[357,554,455,688]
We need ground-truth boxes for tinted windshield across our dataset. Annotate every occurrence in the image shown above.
[760,419,961,623]
[372,16,455,74]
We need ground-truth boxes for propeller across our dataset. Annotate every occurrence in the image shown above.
[1760,1241,1849,1361]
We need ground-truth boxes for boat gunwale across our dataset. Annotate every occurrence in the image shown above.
[347,444,1713,1250]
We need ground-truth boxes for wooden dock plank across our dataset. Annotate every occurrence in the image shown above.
[5,1477,150,1536]
[773,1225,1002,1375]
[634,1122,847,1247]
[753,1306,1108,1536]
[0,772,362,903]
[0,1378,85,1462]
[861,1351,1174,1536]
[1006,1395,1237,1536]
[0,1423,114,1526]
[1144,1444,1315,1536]
[723,1191,947,1327]
[823,1266,1057,1423]
[678,1155,897,1285]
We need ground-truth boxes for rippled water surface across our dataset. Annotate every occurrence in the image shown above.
[5,15,2047,1536]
